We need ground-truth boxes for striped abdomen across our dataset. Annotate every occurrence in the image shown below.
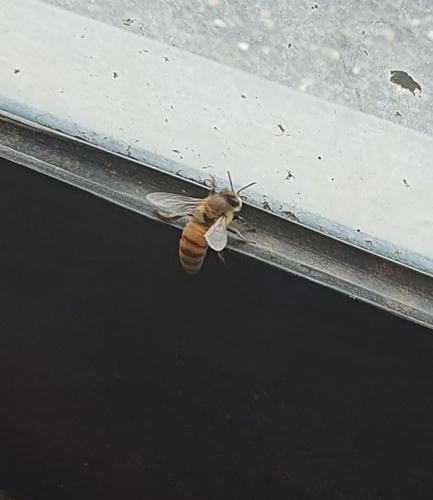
[179,220,209,274]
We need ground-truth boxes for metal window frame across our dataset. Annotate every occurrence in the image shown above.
[1,112,431,329]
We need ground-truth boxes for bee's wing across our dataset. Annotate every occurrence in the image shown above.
[146,192,202,216]
[204,216,228,251]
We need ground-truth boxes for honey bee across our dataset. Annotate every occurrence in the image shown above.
[146,173,256,274]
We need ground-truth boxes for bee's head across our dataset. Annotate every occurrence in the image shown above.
[219,188,243,212]
[220,172,257,211]
[207,172,256,214]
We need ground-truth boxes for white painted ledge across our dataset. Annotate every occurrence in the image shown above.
[1,0,432,275]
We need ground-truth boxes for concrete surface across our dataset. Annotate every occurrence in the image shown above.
[40,0,433,135]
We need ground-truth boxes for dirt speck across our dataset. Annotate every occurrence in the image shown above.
[261,199,271,210]
[113,72,118,79]
[282,211,300,222]
[390,70,421,95]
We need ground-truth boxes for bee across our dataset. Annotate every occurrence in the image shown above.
[146,173,256,274]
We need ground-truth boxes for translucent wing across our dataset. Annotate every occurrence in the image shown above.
[146,192,202,216]
[204,216,228,251]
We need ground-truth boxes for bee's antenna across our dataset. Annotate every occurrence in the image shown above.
[237,181,257,195]
[227,171,235,191]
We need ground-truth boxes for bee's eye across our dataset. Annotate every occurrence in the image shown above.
[226,195,239,208]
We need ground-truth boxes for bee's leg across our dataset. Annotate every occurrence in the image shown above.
[232,215,256,232]
[227,227,256,244]
[153,209,183,221]
[217,251,226,264]
[227,227,247,241]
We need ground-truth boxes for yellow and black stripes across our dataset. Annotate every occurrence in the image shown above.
[179,220,209,274]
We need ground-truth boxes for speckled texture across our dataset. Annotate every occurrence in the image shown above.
[41,0,433,135]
